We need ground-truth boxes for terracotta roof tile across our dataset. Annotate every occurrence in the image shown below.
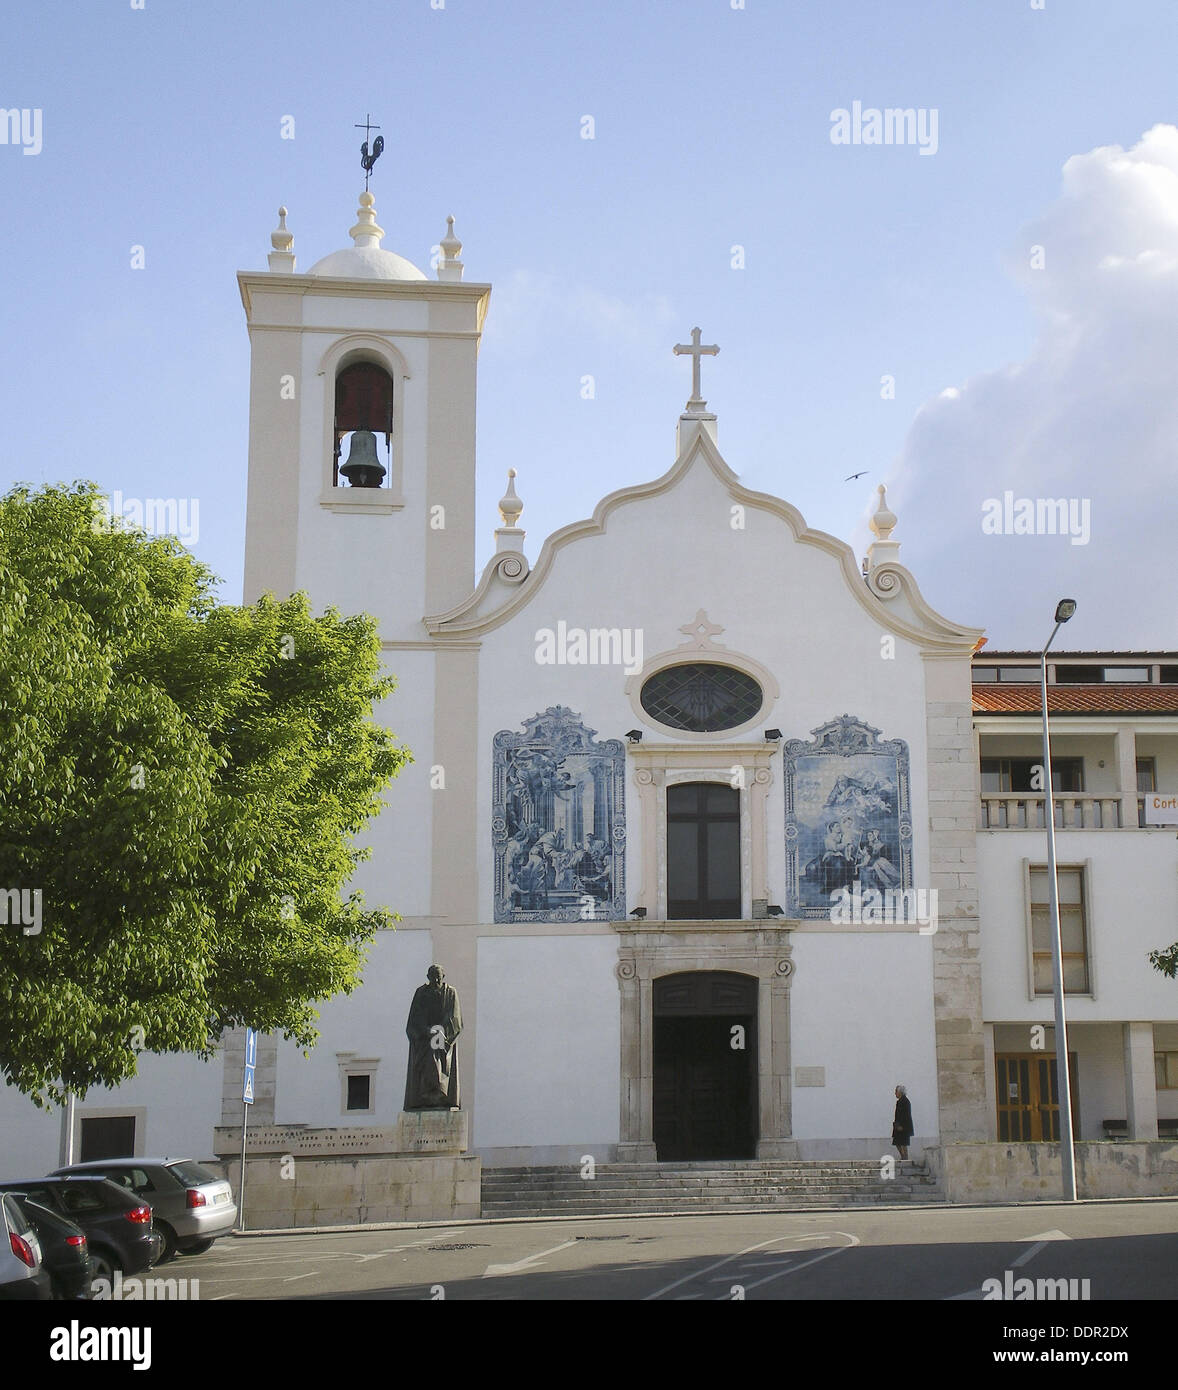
[973,684,1178,714]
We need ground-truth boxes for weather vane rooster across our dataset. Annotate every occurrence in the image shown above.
[356,113,384,190]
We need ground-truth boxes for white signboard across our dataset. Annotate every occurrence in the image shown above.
[1144,793,1178,825]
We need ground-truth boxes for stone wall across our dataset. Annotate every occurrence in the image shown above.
[212,1116,480,1228]
[926,693,988,1140]
[926,1141,1178,1202]
[220,1152,481,1229]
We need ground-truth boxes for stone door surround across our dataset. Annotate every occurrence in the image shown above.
[615,921,795,1161]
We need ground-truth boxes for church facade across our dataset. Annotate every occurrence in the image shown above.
[5,192,1177,1202]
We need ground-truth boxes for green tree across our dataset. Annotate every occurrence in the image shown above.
[0,482,408,1104]
[1150,944,1178,979]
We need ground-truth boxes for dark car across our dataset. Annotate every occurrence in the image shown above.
[52,1158,236,1261]
[6,1195,92,1300]
[0,1178,160,1284]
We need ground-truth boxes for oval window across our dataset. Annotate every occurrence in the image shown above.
[640,663,764,733]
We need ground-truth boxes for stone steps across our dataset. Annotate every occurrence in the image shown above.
[480,1161,943,1216]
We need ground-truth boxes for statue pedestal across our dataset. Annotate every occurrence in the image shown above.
[213,1116,479,1230]
[395,1109,468,1154]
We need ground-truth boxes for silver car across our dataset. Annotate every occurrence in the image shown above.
[0,1192,52,1299]
[52,1159,236,1262]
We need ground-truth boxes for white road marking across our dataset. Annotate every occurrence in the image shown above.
[736,1238,858,1294]
[483,1238,580,1278]
[282,1271,319,1282]
[644,1236,790,1300]
[1011,1240,1049,1268]
[947,1231,1066,1299]
[643,1232,860,1302]
[355,1241,436,1262]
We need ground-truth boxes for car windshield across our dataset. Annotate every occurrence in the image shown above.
[166,1161,221,1187]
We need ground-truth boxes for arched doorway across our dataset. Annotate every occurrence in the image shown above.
[653,971,757,1160]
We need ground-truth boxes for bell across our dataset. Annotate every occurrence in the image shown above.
[339,429,386,488]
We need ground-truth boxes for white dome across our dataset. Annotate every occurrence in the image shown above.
[306,245,427,281]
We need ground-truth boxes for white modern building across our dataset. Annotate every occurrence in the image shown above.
[5,190,1177,1206]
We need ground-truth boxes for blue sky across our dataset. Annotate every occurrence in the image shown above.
[3,0,1177,647]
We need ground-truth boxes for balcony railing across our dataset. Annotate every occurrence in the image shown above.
[978,794,1147,830]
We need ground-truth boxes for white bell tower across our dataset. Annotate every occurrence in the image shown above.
[239,191,490,639]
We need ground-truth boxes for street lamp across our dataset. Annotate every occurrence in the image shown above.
[1041,598,1077,1201]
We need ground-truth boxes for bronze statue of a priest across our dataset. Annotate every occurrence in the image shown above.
[404,965,462,1109]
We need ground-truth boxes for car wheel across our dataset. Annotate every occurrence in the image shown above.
[177,1238,215,1256]
[155,1222,178,1263]
[89,1248,116,1287]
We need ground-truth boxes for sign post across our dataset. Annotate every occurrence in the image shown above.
[239,1027,258,1232]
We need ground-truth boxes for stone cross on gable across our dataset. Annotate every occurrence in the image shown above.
[673,327,720,413]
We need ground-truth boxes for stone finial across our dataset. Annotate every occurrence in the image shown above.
[268,206,296,272]
[498,468,523,527]
[495,468,526,558]
[438,214,464,282]
[869,484,898,540]
[865,482,902,592]
[349,191,386,249]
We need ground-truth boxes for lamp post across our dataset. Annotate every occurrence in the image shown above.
[1041,598,1077,1201]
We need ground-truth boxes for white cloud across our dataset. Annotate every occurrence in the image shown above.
[881,124,1178,648]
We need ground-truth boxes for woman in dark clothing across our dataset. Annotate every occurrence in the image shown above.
[892,1084,913,1159]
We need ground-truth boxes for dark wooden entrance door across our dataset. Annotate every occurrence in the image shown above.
[653,972,757,1161]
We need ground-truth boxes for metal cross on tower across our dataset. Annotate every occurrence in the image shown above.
[356,113,384,190]
[673,327,720,412]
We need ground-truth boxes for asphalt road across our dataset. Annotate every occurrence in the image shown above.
[190,1200,1178,1301]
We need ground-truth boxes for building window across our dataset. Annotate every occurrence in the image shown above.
[1029,865,1089,994]
[972,667,1039,682]
[1137,758,1157,828]
[1155,1052,1178,1090]
[640,664,763,734]
[981,757,1083,794]
[79,1116,136,1162]
[337,1055,379,1115]
[667,783,741,919]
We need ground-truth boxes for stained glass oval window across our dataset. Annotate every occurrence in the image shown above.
[640,663,764,733]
